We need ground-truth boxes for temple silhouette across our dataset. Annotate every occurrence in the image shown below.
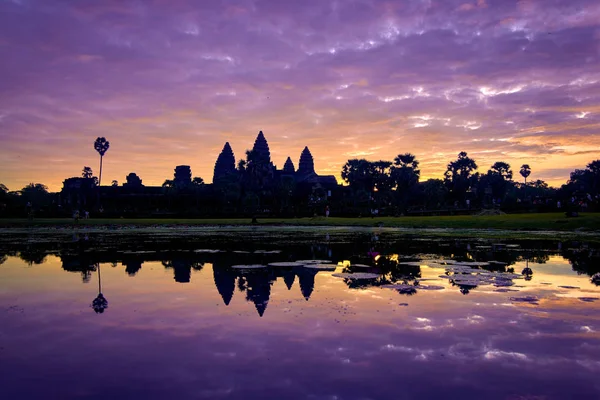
[213,131,337,187]
[60,131,339,216]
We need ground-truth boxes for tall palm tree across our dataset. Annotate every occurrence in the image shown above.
[94,137,110,186]
[519,164,531,186]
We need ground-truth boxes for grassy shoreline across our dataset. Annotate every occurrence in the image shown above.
[1,213,599,232]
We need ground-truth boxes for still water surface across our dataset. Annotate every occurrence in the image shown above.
[1,227,600,399]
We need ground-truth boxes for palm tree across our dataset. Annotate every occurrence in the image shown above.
[82,166,93,179]
[519,164,531,186]
[94,137,110,186]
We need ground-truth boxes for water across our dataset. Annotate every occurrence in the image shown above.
[1,227,600,399]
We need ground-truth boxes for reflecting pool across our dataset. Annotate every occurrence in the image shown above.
[1,227,600,399]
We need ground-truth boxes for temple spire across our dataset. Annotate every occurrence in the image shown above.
[252,131,271,163]
[297,146,315,176]
[283,157,295,174]
[213,142,236,182]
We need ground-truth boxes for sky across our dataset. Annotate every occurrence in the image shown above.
[0,0,599,192]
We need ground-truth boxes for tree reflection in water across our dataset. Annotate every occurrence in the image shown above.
[3,232,600,313]
[91,263,108,314]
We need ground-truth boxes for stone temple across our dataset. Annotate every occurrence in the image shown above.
[213,131,337,187]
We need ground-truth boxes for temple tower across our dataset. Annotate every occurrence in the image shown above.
[252,131,271,163]
[283,157,295,174]
[174,165,192,187]
[213,142,236,182]
[297,146,315,176]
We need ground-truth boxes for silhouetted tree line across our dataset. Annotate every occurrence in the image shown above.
[1,151,599,218]
[338,153,600,215]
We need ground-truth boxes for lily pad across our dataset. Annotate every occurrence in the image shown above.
[231,264,267,269]
[268,262,305,267]
[332,272,379,280]
[510,296,539,304]
[458,261,490,266]
[302,264,337,270]
[578,297,599,302]
[296,259,332,264]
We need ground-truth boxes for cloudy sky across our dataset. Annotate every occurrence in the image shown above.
[1,0,599,191]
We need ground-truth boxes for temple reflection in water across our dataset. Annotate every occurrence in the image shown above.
[2,230,599,317]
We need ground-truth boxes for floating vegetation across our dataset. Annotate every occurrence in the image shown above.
[558,285,580,289]
[302,264,337,270]
[268,262,305,267]
[418,285,445,291]
[494,288,519,292]
[510,296,539,304]
[447,266,480,274]
[493,280,515,287]
[332,273,379,280]
[296,259,332,264]
[451,277,488,287]
[591,273,600,285]
[382,284,418,294]
[458,261,490,267]
[434,259,458,265]
[231,264,267,269]
[578,297,599,302]
[398,303,409,306]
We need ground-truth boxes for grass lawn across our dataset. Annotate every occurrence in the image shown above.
[1,213,600,232]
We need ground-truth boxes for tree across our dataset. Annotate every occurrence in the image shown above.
[420,179,448,209]
[125,173,143,188]
[111,180,118,187]
[390,153,420,211]
[490,162,513,180]
[82,166,93,179]
[486,161,513,200]
[94,137,110,186]
[192,177,205,186]
[20,183,50,207]
[341,159,376,192]
[444,152,478,202]
[519,164,531,186]
[0,183,8,194]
